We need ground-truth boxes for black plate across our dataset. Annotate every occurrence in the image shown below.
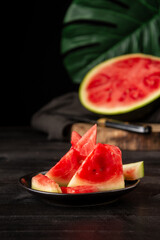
[19,171,140,207]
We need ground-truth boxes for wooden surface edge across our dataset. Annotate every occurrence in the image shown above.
[71,123,160,151]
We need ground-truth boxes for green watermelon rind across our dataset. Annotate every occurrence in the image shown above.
[123,161,144,180]
[79,53,160,115]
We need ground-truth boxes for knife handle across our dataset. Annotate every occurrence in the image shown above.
[97,118,151,134]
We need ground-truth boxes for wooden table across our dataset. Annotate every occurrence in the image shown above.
[0,127,160,240]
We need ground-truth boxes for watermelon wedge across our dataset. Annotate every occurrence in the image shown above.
[68,143,125,191]
[72,124,97,157]
[71,131,81,147]
[123,161,144,180]
[31,174,62,193]
[46,148,84,186]
[46,124,97,186]
[79,54,160,119]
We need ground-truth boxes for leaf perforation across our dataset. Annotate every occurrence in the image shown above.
[138,0,159,12]
[62,43,100,58]
[63,19,117,29]
[107,0,129,10]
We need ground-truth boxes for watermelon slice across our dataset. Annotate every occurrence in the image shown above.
[79,54,160,117]
[68,143,125,191]
[46,148,84,186]
[72,124,97,157]
[61,185,99,194]
[71,131,81,147]
[46,124,97,186]
[123,161,144,180]
[31,174,62,193]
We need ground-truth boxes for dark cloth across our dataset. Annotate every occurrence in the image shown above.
[31,92,95,140]
[31,92,160,140]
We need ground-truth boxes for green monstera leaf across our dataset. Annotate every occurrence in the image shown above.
[61,0,160,83]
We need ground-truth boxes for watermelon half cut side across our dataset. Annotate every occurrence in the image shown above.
[79,54,160,119]
[68,143,125,191]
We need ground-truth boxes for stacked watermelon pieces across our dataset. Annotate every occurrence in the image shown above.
[31,124,144,194]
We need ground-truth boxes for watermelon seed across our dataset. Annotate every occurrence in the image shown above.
[92,169,96,173]
[118,91,127,102]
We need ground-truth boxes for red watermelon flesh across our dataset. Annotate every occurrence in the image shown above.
[73,124,97,157]
[46,148,84,186]
[79,54,160,115]
[46,124,97,186]
[71,131,81,147]
[31,174,62,193]
[61,185,99,194]
[87,57,160,107]
[68,143,125,191]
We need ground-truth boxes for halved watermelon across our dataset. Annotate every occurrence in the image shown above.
[123,161,144,180]
[79,54,160,118]
[68,143,125,191]
[61,185,99,194]
[46,124,97,186]
[31,174,62,193]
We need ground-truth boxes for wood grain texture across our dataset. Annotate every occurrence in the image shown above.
[0,127,160,240]
[71,123,160,150]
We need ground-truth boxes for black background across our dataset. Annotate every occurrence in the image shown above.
[1,0,76,126]
[2,1,160,126]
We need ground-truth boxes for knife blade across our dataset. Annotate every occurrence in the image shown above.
[65,114,151,134]
[97,118,151,134]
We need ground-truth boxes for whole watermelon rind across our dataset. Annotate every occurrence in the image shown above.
[92,98,160,122]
